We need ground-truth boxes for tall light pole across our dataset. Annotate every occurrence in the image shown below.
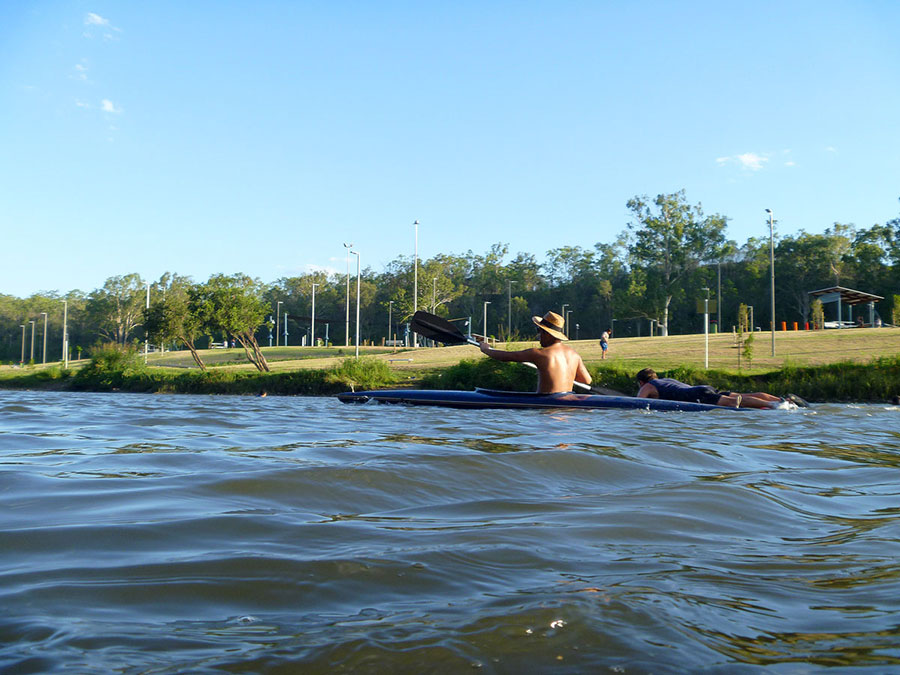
[413,220,419,348]
[566,310,572,338]
[20,324,25,365]
[62,299,68,368]
[144,281,150,363]
[702,287,710,369]
[432,277,437,314]
[483,301,491,339]
[388,300,394,345]
[561,303,569,333]
[310,283,319,347]
[717,261,722,333]
[507,280,517,340]
[283,312,289,346]
[276,300,283,347]
[766,208,776,357]
[343,242,353,347]
[351,249,361,359]
[41,312,48,364]
[29,320,35,362]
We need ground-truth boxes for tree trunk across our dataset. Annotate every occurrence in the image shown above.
[661,295,671,336]
[178,335,206,371]
[234,333,270,372]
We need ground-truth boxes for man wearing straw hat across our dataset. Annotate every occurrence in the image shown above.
[478,311,592,394]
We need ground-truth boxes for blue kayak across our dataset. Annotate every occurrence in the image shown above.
[337,388,748,412]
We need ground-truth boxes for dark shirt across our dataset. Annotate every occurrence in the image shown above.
[652,378,721,405]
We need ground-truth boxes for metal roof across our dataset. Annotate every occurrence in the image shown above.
[808,286,885,305]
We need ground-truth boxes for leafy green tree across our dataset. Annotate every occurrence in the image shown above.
[626,190,728,335]
[194,274,270,372]
[143,275,207,370]
[85,274,146,345]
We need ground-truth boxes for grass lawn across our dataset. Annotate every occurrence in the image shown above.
[3,327,897,381]
[147,326,900,377]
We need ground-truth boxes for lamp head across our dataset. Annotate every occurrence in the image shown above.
[765,208,772,214]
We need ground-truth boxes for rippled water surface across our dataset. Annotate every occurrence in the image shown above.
[2,391,900,673]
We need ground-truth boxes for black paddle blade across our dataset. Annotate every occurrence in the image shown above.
[411,311,470,345]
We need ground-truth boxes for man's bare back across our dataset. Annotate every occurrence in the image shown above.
[478,315,591,393]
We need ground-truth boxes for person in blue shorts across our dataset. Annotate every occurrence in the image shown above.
[599,328,611,359]
[635,368,795,409]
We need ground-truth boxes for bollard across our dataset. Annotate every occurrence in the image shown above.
[792,322,798,331]
[781,321,787,331]
[805,322,809,330]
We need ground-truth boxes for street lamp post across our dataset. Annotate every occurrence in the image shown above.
[29,320,35,362]
[344,242,353,347]
[388,300,394,346]
[351,250,361,359]
[41,312,48,364]
[62,300,68,368]
[561,304,569,335]
[283,313,289,346]
[432,277,437,314]
[20,324,25,365]
[413,220,419,348]
[702,287,710,369]
[311,283,319,347]
[483,301,491,340]
[276,301,283,347]
[144,281,150,363]
[566,310,572,338]
[766,209,776,357]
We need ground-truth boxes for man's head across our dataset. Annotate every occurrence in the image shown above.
[636,368,658,385]
[532,311,568,343]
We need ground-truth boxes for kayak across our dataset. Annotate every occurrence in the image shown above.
[336,388,752,412]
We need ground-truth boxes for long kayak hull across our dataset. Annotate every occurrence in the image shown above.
[336,388,748,412]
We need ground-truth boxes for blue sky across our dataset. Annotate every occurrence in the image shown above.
[2,1,899,298]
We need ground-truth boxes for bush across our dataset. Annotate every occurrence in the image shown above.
[73,344,147,390]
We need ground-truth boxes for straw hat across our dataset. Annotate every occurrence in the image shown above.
[532,311,568,341]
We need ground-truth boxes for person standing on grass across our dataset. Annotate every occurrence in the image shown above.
[599,328,612,359]
[635,368,806,409]
[478,311,592,394]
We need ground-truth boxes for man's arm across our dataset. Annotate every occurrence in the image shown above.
[636,382,658,399]
[479,341,539,364]
[574,357,592,386]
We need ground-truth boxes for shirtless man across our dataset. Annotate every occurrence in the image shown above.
[635,367,794,409]
[478,311,592,394]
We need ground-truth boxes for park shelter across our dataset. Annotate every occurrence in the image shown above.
[808,286,884,327]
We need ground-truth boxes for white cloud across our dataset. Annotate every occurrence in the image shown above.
[716,152,769,171]
[85,12,109,26]
[83,12,121,39]
[75,99,90,108]
[101,99,122,113]
[785,161,796,167]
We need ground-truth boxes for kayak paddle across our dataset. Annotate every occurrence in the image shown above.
[410,311,626,396]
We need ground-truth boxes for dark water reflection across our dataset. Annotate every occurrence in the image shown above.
[2,391,900,673]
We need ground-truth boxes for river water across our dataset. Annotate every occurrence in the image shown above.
[2,391,899,673]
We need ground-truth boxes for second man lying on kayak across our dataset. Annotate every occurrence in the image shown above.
[478,311,592,394]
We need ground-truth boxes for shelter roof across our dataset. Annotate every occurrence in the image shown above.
[808,286,884,305]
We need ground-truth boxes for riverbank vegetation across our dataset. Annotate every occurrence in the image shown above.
[2,334,898,401]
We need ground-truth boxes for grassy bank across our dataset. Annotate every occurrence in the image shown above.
[0,354,397,396]
[2,329,898,402]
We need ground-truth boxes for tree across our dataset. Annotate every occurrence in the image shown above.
[626,191,728,335]
[85,274,146,345]
[194,274,270,372]
[143,275,207,370]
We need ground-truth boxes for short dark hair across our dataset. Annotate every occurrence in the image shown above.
[636,368,658,384]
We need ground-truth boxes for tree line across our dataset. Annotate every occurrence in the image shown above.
[3,191,898,366]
